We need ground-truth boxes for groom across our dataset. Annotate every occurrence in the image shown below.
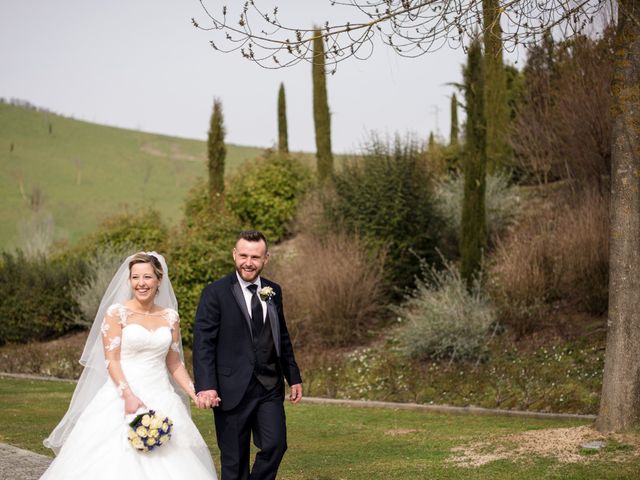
[192,230,303,480]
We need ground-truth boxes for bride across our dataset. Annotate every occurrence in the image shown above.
[41,252,217,479]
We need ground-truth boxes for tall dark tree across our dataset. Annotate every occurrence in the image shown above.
[449,93,459,147]
[207,98,226,203]
[277,82,289,154]
[460,39,487,287]
[312,28,333,180]
[482,0,510,172]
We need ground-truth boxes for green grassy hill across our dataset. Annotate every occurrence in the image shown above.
[0,103,267,249]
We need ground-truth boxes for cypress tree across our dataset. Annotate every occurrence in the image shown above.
[207,98,226,203]
[450,93,459,147]
[482,0,510,172]
[277,82,289,154]
[312,28,333,180]
[428,131,435,151]
[460,39,487,287]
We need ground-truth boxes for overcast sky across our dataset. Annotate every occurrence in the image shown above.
[0,0,509,153]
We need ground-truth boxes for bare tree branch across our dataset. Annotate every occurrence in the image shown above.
[193,0,609,69]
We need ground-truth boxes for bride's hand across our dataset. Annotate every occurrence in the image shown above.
[123,390,146,414]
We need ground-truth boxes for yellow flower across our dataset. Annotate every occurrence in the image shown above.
[147,436,157,446]
[161,422,169,432]
[127,428,137,440]
[150,417,163,430]
[136,426,148,438]
[160,435,169,444]
[149,429,159,438]
[141,414,151,427]
[131,437,144,450]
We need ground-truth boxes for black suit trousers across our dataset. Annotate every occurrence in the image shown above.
[213,377,287,480]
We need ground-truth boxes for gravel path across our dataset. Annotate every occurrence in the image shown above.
[0,443,51,480]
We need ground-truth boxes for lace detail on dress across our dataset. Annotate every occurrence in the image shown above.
[166,309,179,330]
[106,336,121,352]
[170,342,180,353]
[106,304,128,327]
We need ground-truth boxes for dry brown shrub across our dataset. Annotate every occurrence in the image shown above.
[268,232,387,348]
[490,189,608,335]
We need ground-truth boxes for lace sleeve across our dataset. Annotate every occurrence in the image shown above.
[165,310,196,397]
[101,305,129,396]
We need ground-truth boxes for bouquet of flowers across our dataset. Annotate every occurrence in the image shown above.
[127,410,173,452]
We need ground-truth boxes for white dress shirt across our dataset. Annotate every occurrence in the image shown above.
[235,271,267,323]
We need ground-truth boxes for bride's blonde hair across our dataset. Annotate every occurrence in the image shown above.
[128,252,164,280]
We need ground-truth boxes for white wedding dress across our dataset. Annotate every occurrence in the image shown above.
[41,304,217,479]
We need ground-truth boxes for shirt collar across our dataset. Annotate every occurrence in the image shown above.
[236,271,261,291]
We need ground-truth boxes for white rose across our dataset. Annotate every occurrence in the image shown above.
[136,426,148,438]
[141,415,151,427]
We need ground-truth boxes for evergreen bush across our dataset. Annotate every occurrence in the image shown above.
[325,134,445,294]
[0,251,88,345]
[226,151,312,242]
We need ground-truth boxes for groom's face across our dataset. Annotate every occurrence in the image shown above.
[233,238,269,283]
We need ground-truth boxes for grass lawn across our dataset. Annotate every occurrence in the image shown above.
[1,377,638,479]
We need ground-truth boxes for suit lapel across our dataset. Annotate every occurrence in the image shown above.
[266,301,281,357]
[230,276,254,340]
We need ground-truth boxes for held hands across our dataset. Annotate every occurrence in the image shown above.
[289,383,302,404]
[196,390,222,409]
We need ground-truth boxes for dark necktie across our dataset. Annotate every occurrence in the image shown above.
[247,284,264,336]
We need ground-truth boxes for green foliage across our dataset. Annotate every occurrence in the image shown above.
[326,135,446,294]
[302,337,605,416]
[312,28,333,180]
[0,251,88,344]
[394,261,497,362]
[277,83,289,154]
[460,39,488,287]
[226,152,313,242]
[74,209,168,256]
[166,180,242,345]
[207,98,226,198]
[434,171,521,245]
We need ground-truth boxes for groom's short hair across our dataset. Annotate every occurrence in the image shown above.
[237,230,269,251]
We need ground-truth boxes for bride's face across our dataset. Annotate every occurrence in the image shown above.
[129,263,160,304]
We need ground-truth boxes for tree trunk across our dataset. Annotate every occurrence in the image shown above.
[596,0,640,432]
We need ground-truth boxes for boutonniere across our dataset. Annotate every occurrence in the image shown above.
[259,286,276,302]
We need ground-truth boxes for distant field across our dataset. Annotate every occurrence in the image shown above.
[0,103,271,249]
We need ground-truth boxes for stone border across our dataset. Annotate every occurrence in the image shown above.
[1,372,596,422]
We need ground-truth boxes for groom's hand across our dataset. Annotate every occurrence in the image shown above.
[196,389,221,409]
[289,384,302,404]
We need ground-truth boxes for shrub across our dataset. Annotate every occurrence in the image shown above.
[490,189,608,335]
[268,232,387,347]
[226,151,313,242]
[394,260,497,363]
[0,251,88,345]
[434,171,521,245]
[325,134,446,294]
[166,180,242,346]
[75,209,168,256]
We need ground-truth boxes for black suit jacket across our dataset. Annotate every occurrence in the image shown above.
[192,272,302,411]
